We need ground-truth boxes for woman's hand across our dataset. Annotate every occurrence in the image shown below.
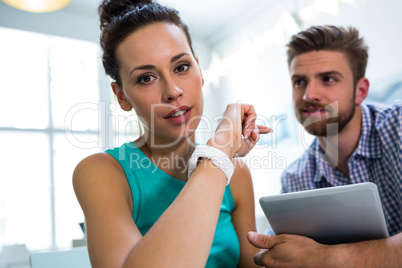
[208,103,271,158]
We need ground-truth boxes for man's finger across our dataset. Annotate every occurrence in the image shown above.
[254,249,269,267]
[247,232,277,249]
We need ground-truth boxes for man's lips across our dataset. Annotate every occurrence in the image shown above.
[301,107,327,116]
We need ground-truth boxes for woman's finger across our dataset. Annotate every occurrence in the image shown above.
[257,125,272,134]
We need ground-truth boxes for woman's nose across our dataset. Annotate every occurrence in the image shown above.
[162,77,183,102]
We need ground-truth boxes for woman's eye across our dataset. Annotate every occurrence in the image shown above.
[138,75,155,84]
[175,64,190,73]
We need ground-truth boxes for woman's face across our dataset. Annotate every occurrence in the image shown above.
[113,23,204,145]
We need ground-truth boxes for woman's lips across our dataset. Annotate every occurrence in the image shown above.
[164,106,192,124]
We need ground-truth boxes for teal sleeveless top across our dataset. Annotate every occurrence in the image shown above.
[106,142,240,267]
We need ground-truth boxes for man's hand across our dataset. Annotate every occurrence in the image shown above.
[247,232,330,267]
[248,231,402,268]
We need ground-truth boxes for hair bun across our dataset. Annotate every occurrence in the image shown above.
[99,0,153,30]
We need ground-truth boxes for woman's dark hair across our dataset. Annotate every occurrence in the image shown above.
[287,25,368,85]
[99,0,194,87]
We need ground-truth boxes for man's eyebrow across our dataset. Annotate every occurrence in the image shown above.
[291,74,307,80]
[291,71,344,80]
[316,71,343,78]
[129,53,190,76]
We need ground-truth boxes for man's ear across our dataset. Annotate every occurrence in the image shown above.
[111,82,132,111]
[195,56,204,86]
[355,77,369,105]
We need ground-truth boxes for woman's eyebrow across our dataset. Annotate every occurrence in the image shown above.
[129,53,190,76]
[130,64,155,76]
[171,52,189,63]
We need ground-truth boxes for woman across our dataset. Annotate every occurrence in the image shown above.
[73,0,270,267]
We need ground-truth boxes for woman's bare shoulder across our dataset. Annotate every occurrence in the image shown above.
[76,152,119,168]
[73,152,123,182]
[73,152,130,206]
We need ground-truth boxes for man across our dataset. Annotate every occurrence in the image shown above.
[248,25,402,267]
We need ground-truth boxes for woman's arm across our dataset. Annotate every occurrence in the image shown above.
[73,153,141,267]
[230,158,262,268]
[74,152,228,268]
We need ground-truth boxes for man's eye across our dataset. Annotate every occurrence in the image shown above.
[175,64,190,73]
[294,80,306,87]
[324,77,336,82]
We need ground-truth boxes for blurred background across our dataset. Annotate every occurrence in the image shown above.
[0,0,401,263]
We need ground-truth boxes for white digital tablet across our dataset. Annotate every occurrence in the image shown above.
[259,182,389,244]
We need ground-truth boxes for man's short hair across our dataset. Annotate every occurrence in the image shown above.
[287,25,369,84]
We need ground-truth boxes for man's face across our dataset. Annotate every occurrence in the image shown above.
[289,50,356,136]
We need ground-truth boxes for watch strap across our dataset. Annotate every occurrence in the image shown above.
[187,145,234,185]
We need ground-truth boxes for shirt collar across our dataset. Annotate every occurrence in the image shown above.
[312,141,349,185]
[312,140,327,183]
[354,103,382,159]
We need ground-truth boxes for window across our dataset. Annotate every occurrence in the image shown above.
[0,27,138,251]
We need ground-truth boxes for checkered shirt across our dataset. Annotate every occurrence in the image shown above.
[281,101,402,236]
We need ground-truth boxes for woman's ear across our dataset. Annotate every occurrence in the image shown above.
[195,57,204,86]
[355,77,369,105]
[111,82,132,111]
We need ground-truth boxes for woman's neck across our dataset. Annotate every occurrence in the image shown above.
[135,134,196,182]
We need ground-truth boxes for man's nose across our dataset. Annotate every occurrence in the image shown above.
[303,81,322,102]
